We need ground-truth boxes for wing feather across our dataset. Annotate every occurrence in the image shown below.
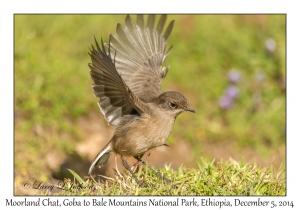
[88,38,146,126]
[108,15,174,102]
[88,15,174,125]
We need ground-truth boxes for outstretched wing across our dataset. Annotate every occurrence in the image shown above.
[88,38,146,126]
[107,14,174,102]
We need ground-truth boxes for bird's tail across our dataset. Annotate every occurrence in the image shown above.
[88,142,112,175]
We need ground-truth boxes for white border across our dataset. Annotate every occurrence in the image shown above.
[2,0,299,209]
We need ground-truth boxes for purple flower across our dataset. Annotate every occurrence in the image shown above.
[228,69,241,83]
[255,70,265,83]
[219,95,234,109]
[225,85,240,99]
[265,38,276,53]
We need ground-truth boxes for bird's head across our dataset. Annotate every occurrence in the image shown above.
[154,91,195,117]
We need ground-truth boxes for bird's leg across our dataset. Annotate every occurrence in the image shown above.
[135,157,171,183]
[131,150,153,172]
[131,159,141,173]
[121,159,146,187]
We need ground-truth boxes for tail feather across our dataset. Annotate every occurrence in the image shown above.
[88,143,112,174]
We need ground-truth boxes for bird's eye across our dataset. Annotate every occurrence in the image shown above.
[169,102,177,109]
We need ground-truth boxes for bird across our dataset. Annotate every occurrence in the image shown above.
[87,14,195,186]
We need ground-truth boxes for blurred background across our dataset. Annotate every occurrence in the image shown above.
[14,14,286,195]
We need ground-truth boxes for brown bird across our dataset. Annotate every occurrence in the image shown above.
[88,15,195,186]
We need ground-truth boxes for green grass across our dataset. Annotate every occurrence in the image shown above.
[14,14,286,195]
[38,159,285,196]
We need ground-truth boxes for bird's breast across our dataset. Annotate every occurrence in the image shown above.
[112,113,175,157]
[149,115,175,142]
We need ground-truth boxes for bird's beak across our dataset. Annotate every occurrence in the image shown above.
[184,106,196,113]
